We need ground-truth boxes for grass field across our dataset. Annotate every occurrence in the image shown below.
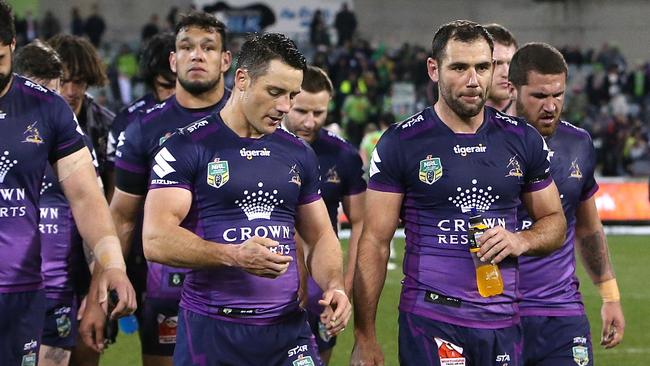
[100,235,648,365]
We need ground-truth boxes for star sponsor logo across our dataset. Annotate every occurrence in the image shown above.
[206,159,229,188]
[419,155,443,185]
[453,143,487,157]
[495,112,518,126]
[186,119,209,133]
[399,113,425,129]
[240,147,271,160]
[573,336,587,344]
[496,353,511,362]
[24,79,48,93]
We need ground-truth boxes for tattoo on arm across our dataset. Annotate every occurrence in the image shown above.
[44,346,70,364]
[579,231,613,279]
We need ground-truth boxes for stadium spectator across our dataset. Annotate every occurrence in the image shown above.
[351,20,566,365]
[510,42,625,365]
[334,3,357,46]
[71,7,84,36]
[40,10,61,41]
[84,4,106,48]
[141,33,351,365]
[309,9,330,47]
[141,14,160,43]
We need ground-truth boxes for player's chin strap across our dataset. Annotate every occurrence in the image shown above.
[597,278,620,303]
[93,235,127,271]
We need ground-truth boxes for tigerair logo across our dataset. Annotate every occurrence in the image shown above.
[235,182,283,220]
[453,144,487,157]
[448,179,499,213]
[240,148,271,160]
[0,151,18,183]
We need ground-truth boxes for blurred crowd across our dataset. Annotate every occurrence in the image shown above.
[12,5,650,176]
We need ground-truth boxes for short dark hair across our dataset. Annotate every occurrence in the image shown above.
[48,34,107,86]
[14,40,63,80]
[431,20,493,63]
[509,42,568,88]
[236,33,306,81]
[175,11,227,51]
[140,32,176,89]
[0,0,15,45]
[483,23,517,49]
[301,66,333,95]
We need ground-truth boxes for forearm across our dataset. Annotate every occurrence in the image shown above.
[143,223,235,269]
[519,211,566,256]
[306,230,345,292]
[353,234,390,339]
[576,228,616,283]
[344,222,363,292]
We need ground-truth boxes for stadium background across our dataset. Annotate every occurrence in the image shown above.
[7,0,650,364]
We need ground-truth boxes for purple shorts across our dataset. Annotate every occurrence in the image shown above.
[522,315,593,366]
[140,297,180,356]
[399,311,522,366]
[0,290,46,365]
[174,308,322,366]
[42,296,78,349]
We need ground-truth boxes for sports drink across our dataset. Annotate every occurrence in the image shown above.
[468,213,503,297]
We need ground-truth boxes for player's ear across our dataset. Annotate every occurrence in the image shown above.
[234,68,249,92]
[169,51,177,73]
[10,38,16,52]
[427,57,439,82]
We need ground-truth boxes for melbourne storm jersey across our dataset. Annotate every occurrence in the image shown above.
[148,113,321,324]
[369,106,552,329]
[116,91,230,299]
[518,121,598,316]
[106,93,157,169]
[306,128,366,314]
[0,75,86,293]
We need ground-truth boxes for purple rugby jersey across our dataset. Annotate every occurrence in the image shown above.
[106,93,158,169]
[0,75,86,293]
[115,91,230,300]
[305,128,366,315]
[518,121,598,317]
[148,113,321,324]
[368,106,552,329]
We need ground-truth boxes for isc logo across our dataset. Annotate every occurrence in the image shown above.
[496,353,511,362]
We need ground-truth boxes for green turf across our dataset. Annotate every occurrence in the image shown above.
[101,235,648,365]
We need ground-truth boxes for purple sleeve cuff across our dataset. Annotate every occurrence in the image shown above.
[522,176,553,193]
[115,159,148,174]
[580,183,599,201]
[368,181,404,193]
[298,193,321,206]
[148,183,192,191]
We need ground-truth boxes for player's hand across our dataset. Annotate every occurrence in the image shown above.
[79,295,107,353]
[477,226,529,264]
[319,288,351,337]
[231,236,293,278]
[97,267,137,319]
[350,336,385,366]
[601,301,625,348]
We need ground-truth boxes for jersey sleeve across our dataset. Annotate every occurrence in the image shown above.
[367,127,405,193]
[115,120,149,195]
[106,109,130,168]
[148,134,197,192]
[580,134,599,201]
[48,99,86,164]
[341,148,367,196]
[522,124,552,192]
[298,144,322,205]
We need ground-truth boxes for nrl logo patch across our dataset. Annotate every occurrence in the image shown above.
[572,345,589,366]
[56,314,71,338]
[419,155,442,185]
[207,159,229,188]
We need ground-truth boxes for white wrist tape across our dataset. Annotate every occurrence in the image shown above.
[93,236,126,271]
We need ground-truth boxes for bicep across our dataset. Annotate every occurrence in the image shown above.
[143,188,192,230]
[362,189,402,242]
[110,188,144,222]
[296,199,336,245]
[342,192,365,224]
[56,149,101,198]
[521,181,563,221]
